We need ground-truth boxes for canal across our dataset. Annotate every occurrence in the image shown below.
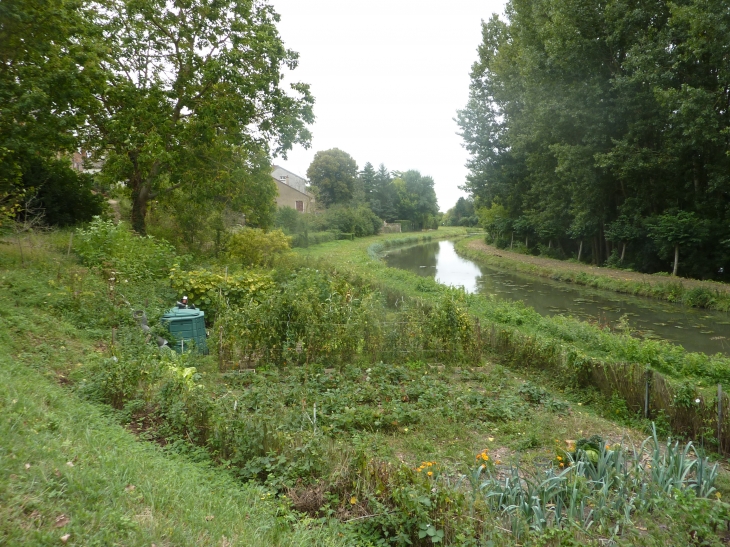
[382,239,730,355]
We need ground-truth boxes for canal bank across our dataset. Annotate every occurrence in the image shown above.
[456,237,730,312]
[296,230,730,453]
[383,239,730,355]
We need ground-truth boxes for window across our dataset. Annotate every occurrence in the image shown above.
[296,200,303,212]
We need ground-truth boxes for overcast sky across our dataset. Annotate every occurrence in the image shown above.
[272,0,506,212]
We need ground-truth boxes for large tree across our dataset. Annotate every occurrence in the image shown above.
[84,0,314,234]
[458,0,730,277]
[393,170,439,229]
[371,163,398,221]
[0,0,94,221]
[306,148,358,207]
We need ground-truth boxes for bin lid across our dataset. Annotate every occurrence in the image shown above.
[162,307,205,321]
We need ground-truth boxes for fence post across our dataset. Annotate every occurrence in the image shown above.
[218,325,224,371]
[718,384,723,453]
[66,231,74,257]
[644,370,651,419]
[475,318,482,360]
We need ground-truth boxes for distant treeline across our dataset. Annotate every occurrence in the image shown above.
[458,0,730,278]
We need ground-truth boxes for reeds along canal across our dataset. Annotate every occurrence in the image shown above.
[383,239,730,356]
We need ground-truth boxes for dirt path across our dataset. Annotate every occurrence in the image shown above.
[465,238,730,295]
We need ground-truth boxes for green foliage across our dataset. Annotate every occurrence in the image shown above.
[275,206,302,234]
[291,231,338,248]
[226,228,291,267]
[169,266,274,316]
[218,268,381,368]
[20,157,105,226]
[310,205,382,237]
[458,0,730,278]
[475,429,722,540]
[85,0,313,234]
[307,149,359,207]
[75,217,178,281]
[443,197,477,227]
[0,0,91,192]
[392,171,439,231]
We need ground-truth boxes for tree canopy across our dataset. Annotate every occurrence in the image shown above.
[306,148,359,207]
[458,0,730,277]
[84,0,314,234]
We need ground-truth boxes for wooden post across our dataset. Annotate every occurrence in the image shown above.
[218,325,224,371]
[644,370,651,419]
[475,318,482,361]
[67,231,74,256]
[718,384,723,453]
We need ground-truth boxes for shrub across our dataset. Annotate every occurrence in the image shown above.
[169,266,275,318]
[290,231,337,248]
[226,227,291,267]
[311,205,382,237]
[75,217,178,280]
[20,158,106,227]
[275,206,301,234]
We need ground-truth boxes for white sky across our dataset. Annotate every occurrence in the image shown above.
[272,0,506,212]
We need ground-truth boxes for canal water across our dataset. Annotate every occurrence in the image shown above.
[382,239,730,355]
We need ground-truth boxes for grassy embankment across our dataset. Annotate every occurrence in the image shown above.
[0,232,347,547]
[3,226,730,546]
[456,237,730,311]
[296,231,730,452]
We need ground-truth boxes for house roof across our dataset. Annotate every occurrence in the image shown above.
[273,177,314,199]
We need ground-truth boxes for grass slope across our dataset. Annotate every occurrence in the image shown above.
[0,238,346,547]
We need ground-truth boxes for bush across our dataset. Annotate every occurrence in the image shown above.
[290,231,337,248]
[397,220,413,232]
[75,217,178,280]
[226,228,291,267]
[169,266,274,318]
[274,206,301,234]
[311,205,382,237]
[21,158,106,227]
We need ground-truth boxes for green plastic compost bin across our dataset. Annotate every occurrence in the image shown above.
[161,307,208,354]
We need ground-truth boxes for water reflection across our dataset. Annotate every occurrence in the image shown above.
[383,240,730,355]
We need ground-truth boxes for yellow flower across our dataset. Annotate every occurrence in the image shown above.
[427,471,433,476]
[556,456,563,461]
[480,464,486,470]
[350,496,357,505]
[496,460,502,465]
[559,463,564,468]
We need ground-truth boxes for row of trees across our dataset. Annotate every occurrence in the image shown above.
[1,0,313,239]
[457,0,730,278]
[305,148,440,231]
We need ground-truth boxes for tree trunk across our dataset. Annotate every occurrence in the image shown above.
[577,240,583,262]
[672,243,679,276]
[548,239,552,249]
[131,183,149,235]
[510,231,514,249]
[620,242,626,263]
[525,236,528,248]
